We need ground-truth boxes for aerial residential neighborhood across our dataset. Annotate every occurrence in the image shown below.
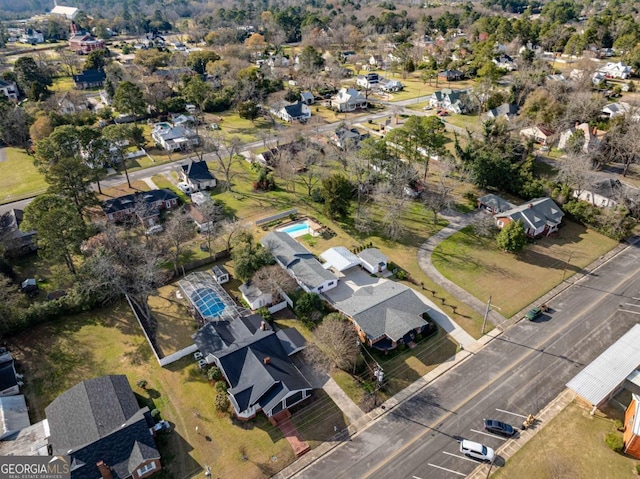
[2,0,640,478]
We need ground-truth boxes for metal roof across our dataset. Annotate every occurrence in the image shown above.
[566,324,640,406]
[320,246,361,272]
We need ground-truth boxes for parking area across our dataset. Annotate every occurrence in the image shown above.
[421,408,531,478]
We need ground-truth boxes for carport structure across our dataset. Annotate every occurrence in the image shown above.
[320,246,361,276]
[567,324,640,413]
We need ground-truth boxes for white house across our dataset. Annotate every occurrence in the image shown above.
[180,159,217,191]
[601,102,640,121]
[598,62,632,79]
[356,73,379,89]
[19,30,44,44]
[261,231,338,294]
[274,101,311,122]
[493,54,516,71]
[557,123,599,153]
[429,89,471,114]
[379,78,403,92]
[573,178,627,208]
[239,282,272,310]
[520,125,553,145]
[369,54,384,66]
[0,80,18,100]
[152,123,199,151]
[331,88,368,112]
[358,248,388,274]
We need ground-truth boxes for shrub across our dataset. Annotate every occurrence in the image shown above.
[636,463,640,475]
[136,379,148,389]
[605,432,624,452]
[311,187,324,203]
[151,409,160,419]
[395,270,407,280]
[207,366,222,381]
[255,307,273,323]
[215,381,228,393]
[214,392,230,412]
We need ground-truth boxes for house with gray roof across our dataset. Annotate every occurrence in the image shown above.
[429,88,471,114]
[333,281,433,351]
[357,248,388,274]
[0,209,37,257]
[261,231,338,294]
[477,194,516,214]
[193,315,311,420]
[573,178,637,209]
[45,375,161,479]
[273,101,311,122]
[494,197,565,237]
[483,103,519,122]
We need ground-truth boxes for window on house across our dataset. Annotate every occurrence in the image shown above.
[327,281,334,286]
[497,221,504,227]
[137,462,156,477]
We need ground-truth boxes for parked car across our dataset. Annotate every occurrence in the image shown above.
[437,110,449,117]
[208,123,220,130]
[146,225,163,235]
[423,105,433,111]
[525,307,542,321]
[540,145,550,152]
[483,419,516,437]
[177,182,193,195]
[151,420,171,433]
[459,439,495,463]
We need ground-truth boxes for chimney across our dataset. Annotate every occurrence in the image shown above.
[260,321,266,331]
[263,357,271,365]
[96,461,113,479]
[528,204,533,209]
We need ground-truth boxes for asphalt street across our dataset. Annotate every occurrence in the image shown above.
[294,240,640,479]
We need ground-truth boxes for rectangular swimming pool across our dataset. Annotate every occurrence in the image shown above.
[277,220,312,238]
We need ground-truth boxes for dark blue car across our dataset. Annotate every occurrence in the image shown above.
[483,419,516,437]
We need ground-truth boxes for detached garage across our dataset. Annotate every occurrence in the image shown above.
[358,248,388,274]
[567,324,640,413]
[320,247,361,274]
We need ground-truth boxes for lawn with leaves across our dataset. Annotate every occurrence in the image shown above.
[0,147,48,203]
[432,221,619,317]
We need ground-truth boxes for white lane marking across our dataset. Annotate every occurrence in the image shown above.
[442,451,480,463]
[496,408,528,418]
[425,464,466,476]
[470,429,508,441]
[623,303,640,307]
[618,308,640,315]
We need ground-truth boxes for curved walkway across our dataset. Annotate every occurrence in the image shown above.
[416,210,507,328]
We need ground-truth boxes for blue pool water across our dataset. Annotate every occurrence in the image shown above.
[193,288,226,319]
[278,221,310,237]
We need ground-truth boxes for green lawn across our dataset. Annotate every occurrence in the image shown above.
[432,221,619,317]
[51,76,75,92]
[492,402,638,479]
[443,112,484,132]
[10,302,303,479]
[206,111,274,143]
[0,148,48,204]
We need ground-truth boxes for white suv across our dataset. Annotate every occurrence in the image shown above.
[459,439,495,462]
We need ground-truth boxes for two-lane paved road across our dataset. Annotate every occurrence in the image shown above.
[294,241,640,478]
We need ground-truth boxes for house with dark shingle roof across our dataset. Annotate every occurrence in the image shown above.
[45,375,161,479]
[260,231,338,294]
[273,101,311,122]
[333,281,433,351]
[477,194,516,214]
[483,103,519,122]
[72,69,106,89]
[102,189,178,226]
[0,209,37,257]
[573,178,638,209]
[429,88,472,114]
[180,159,217,191]
[494,197,564,237]
[0,354,20,397]
[193,315,311,420]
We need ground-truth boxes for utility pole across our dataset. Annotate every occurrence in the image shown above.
[562,250,574,282]
[481,295,492,335]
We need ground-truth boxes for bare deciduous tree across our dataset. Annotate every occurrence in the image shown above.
[208,133,243,191]
[303,314,359,372]
[423,170,454,224]
[80,225,169,330]
[197,200,225,257]
[163,207,196,276]
[251,265,298,302]
[556,152,595,197]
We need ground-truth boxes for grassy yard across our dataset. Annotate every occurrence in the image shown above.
[205,111,273,143]
[0,147,48,204]
[51,76,75,92]
[97,180,150,200]
[492,402,639,479]
[150,284,198,356]
[432,221,619,318]
[151,173,190,203]
[10,302,317,479]
[443,112,484,132]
